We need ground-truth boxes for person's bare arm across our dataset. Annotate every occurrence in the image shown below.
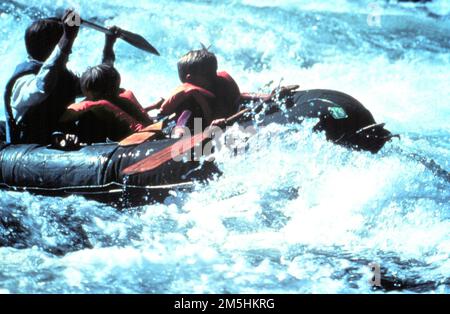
[102,26,120,66]
[240,85,300,103]
[11,10,80,121]
[144,98,165,112]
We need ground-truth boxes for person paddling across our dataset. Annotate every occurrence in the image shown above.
[3,10,80,145]
[3,9,124,145]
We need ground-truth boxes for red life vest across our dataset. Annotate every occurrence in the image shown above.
[214,71,241,119]
[160,71,241,125]
[114,89,152,125]
[160,82,216,123]
[61,90,147,142]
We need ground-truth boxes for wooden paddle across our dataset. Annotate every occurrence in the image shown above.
[47,16,160,56]
[118,114,175,147]
[121,108,251,176]
[118,121,164,147]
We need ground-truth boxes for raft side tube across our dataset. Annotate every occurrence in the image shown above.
[0,143,117,189]
[0,89,393,203]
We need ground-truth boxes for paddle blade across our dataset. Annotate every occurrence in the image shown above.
[119,131,158,147]
[119,29,160,56]
[141,121,165,132]
[118,115,175,147]
[48,16,160,56]
[122,132,205,176]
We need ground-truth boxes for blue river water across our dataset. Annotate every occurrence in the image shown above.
[0,0,449,293]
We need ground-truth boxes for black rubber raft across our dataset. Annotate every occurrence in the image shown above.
[0,89,394,206]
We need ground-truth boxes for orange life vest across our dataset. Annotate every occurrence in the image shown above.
[213,71,241,119]
[61,90,147,142]
[160,71,241,125]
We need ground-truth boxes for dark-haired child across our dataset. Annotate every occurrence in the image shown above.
[60,64,152,143]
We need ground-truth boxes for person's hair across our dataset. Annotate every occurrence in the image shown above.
[80,64,121,99]
[177,48,218,82]
[25,19,63,62]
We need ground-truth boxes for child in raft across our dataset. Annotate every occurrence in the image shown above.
[148,48,298,138]
[59,28,152,144]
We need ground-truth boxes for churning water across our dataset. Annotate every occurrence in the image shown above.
[0,0,449,293]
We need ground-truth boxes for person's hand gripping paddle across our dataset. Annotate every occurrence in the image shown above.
[48,11,160,56]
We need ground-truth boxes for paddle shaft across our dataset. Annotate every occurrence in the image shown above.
[46,17,160,55]
[46,17,114,35]
[224,108,251,125]
[81,19,114,35]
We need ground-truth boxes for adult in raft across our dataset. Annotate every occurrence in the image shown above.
[3,10,120,145]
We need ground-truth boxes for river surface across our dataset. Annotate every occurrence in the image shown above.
[0,0,449,293]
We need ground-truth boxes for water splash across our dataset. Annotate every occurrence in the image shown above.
[0,0,449,293]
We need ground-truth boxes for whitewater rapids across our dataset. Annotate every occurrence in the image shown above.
[0,0,448,293]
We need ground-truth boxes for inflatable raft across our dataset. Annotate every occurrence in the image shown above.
[0,89,394,206]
